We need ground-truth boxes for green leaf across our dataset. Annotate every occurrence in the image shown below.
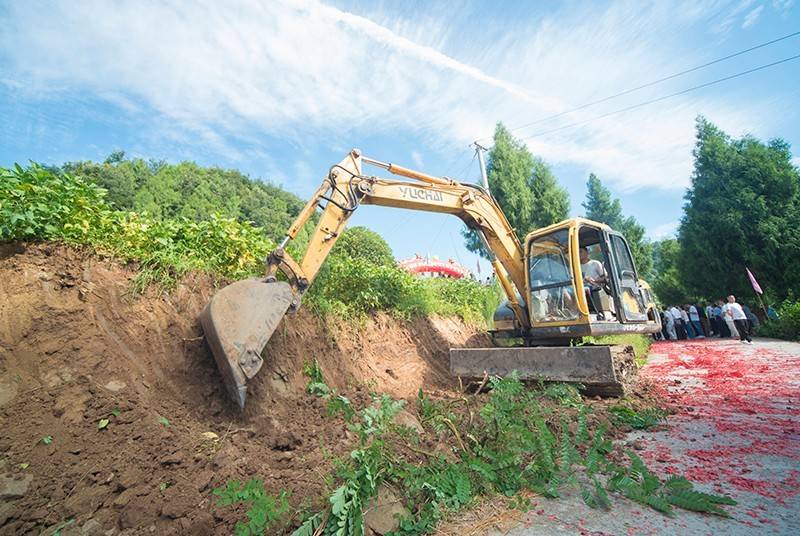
[41,435,53,445]
[98,418,110,430]
[111,408,121,417]
[19,462,29,469]
[158,416,170,426]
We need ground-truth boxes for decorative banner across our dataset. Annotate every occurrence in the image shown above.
[746,267,763,295]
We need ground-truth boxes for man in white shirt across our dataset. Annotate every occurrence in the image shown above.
[669,305,687,339]
[724,295,752,343]
[579,247,607,320]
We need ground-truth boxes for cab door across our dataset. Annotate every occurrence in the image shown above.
[606,232,648,322]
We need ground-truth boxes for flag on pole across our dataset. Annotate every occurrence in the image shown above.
[746,267,763,295]
[476,259,481,276]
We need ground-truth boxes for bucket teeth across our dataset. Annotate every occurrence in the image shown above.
[200,279,293,408]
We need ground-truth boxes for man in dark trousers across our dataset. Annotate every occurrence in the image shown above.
[724,295,752,344]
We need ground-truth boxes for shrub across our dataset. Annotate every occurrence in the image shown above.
[1,164,273,287]
[757,300,800,341]
[331,226,395,267]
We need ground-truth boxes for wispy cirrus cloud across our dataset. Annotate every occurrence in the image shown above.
[743,5,765,27]
[0,0,792,193]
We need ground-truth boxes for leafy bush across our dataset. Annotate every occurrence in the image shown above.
[1,164,110,241]
[1,164,273,288]
[331,226,395,267]
[309,226,501,325]
[757,300,800,341]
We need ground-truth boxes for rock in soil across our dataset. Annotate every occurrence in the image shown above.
[364,485,410,535]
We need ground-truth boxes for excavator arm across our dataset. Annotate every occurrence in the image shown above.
[201,149,530,407]
[271,149,529,326]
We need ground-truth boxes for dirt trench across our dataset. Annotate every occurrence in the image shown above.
[0,243,489,535]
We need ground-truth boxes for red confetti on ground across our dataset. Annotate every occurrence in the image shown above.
[640,340,800,508]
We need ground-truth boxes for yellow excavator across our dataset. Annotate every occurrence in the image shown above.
[200,149,661,408]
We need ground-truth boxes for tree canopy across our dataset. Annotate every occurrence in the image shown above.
[464,123,570,257]
[582,173,653,279]
[650,238,685,305]
[61,153,309,243]
[678,117,800,302]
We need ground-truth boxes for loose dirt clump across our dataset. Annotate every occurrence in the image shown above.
[0,243,487,534]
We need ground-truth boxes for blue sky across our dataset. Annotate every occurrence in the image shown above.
[1,0,799,273]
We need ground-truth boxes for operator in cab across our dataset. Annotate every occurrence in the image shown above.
[580,246,607,320]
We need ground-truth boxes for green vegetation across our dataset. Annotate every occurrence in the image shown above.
[649,117,800,319]
[216,374,736,535]
[758,299,800,341]
[609,405,667,430]
[213,480,290,536]
[60,151,309,243]
[1,163,499,325]
[587,334,652,365]
[679,117,800,303]
[309,225,501,324]
[463,123,569,257]
[650,239,683,306]
[1,164,274,290]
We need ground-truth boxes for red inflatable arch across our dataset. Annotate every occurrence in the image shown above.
[398,255,470,279]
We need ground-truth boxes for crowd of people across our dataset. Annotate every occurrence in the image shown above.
[658,295,760,344]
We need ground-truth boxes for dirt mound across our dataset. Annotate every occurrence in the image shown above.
[0,243,488,534]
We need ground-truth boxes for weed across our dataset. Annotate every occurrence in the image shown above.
[609,405,667,430]
[41,435,53,445]
[158,416,170,427]
[542,382,583,407]
[213,480,290,535]
[97,419,109,430]
[302,359,330,397]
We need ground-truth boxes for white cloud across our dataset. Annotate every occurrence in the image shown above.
[791,156,800,168]
[411,150,424,169]
[0,0,776,193]
[649,220,680,240]
[742,5,765,27]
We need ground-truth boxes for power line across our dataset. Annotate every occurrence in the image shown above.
[477,30,800,143]
[517,53,800,142]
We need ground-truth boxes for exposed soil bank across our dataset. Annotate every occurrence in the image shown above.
[0,243,488,534]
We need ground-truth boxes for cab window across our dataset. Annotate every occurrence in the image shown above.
[528,229,578,322]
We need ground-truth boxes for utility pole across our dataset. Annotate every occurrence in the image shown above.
[473,142,489,192]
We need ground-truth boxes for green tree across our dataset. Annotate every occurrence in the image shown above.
[331,226,395,267]
[581,174,653,278]
[62,153,311,244]
[679,116,800,301]
[650,239,686,305]
[582,173,623,228]
[464,123,569,257]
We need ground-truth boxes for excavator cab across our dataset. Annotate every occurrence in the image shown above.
[524,218,659,338]
[492,218,661,341]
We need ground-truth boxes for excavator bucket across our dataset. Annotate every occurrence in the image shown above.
[450,345,636,396]
[200,279,293,408]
